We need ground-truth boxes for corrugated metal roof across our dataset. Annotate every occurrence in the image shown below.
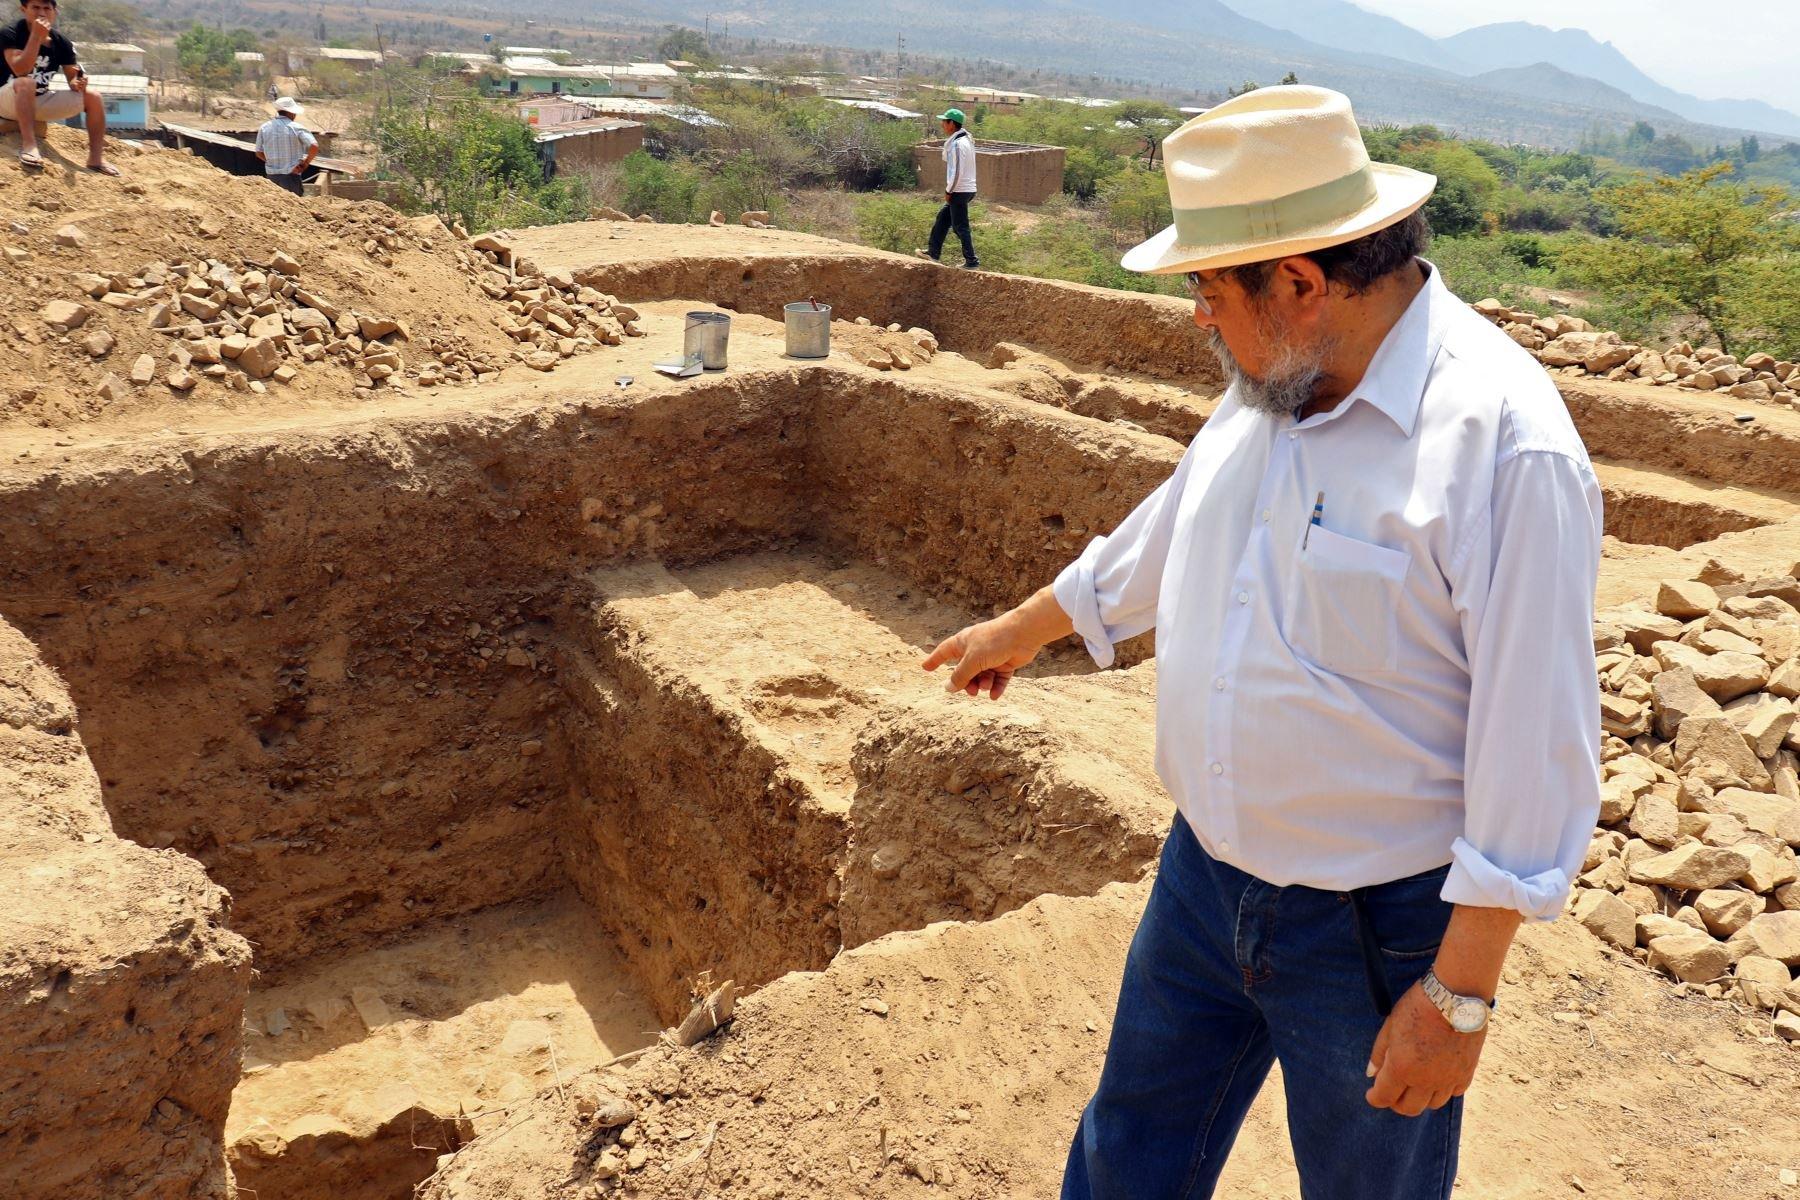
[49,74,148,96]
[828,98,923,119]
[86,42,144,53]
[532,118,643,143]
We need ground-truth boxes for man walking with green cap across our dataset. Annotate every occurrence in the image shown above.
[916,108,979,269]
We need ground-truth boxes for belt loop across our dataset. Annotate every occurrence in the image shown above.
[1346,888,1394,1018]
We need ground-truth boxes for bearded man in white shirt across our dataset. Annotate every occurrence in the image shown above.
[923,86,1602,1200]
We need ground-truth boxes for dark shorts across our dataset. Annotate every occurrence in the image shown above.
[268,172,305,196]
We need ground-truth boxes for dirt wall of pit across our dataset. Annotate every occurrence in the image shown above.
[0,617,252,1200]
[569,254,1223,386]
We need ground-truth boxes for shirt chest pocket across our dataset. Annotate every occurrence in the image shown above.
[1283,525,1411,676]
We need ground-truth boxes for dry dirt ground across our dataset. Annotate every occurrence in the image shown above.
[3,142,1800,1200]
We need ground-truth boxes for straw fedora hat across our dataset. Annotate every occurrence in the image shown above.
[1122,85,1436,276]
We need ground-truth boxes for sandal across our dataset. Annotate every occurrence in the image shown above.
[86,161,120,177]
[19,148,43,170]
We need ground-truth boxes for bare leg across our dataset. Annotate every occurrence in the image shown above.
[12,80,38,157]
[81,89,111,169]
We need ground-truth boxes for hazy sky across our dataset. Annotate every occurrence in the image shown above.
[1354,0,1800,113]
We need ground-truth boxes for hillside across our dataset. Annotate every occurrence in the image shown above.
[1442,21,1800,139]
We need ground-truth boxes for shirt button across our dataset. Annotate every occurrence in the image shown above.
[1210,762,1224,776]
[1213,677,1226,691]
[1236,591,1250,605]
[1219,840,1231,853]
[1261,509,1271,522]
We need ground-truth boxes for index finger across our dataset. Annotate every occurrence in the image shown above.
[920,631,964,673]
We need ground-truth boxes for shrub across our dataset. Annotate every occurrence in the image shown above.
[616,151,706,224]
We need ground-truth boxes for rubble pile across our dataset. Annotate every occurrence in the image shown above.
[1473,299,1800,412]
[43,246,432,399]
[461,234,643,372]
[1577,559,1800,1038]
[835,316,939,371]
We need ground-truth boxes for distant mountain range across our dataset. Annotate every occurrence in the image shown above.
[565,0,1800,147]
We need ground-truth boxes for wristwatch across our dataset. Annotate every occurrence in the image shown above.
[1419,968,1494,1034]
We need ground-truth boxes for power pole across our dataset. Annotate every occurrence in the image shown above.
[895,32,904,97]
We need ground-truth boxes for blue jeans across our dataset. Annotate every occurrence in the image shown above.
[1063,816,1461,1200]
[927,192,978,267]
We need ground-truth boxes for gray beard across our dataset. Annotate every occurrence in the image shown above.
[1203,324,1333,418]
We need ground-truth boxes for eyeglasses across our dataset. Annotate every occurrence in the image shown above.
[1184,267,1237,316]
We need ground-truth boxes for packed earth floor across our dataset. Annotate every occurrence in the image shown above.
[3,132,1800,1200]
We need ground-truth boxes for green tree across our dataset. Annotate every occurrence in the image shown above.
[175,24,243,112]
[657,26,716,67]
[1562,163,1796,354]
[59,0,138,42]
[1101,164,1172,240]
[371,79,587,232]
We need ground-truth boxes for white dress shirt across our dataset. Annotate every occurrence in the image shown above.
[1053,263,1603,919]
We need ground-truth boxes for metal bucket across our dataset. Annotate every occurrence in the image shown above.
[683,311,731,370]
[784,302,832,359]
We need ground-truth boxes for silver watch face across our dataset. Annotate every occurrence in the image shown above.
[1449,997,1488,1033]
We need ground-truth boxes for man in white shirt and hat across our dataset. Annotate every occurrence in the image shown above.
[923,85,1601,1199]
[255,96,318,196]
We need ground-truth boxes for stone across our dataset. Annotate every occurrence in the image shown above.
[219,333,249,360]
[1572,889,1636,949]
[1730,911,1800,965]
[165,367,197,392]
[569,1077,637,1128]
[1676,714,1773,791]
[1776,1011,1800,1041]
[740,209,771,226]
[1636,913,1694,945]
[269,250,300,275]
[1694,628,1765,659]
[1540,331,1632,373]
[1654,641,1768,702]
[235,336,282,379]
[1772,658,1800,700]
[1713,787,1800,839]
[1600,693,1649,739]
[1617,610,1683,652]
[179,293,221,321]
[1628,793,1681,847]
[358,314,402,340]
[94,373,126,402]
[1658,579,1719,619]
[1628,842,1753,890]
[1724,594,1798,623]
[83,329,115,357]
[1739,701,1797,759]
[1647,933,1731,984]
[1693,888,1759,937]
[526,350,558,371]
[246,313,285,340]
[1748,576,1800,609]
[1743,845,1799,894]
[39,299,89,329]
[350,986,390,1029]
[128,353,155,384]
[52,223,86,247]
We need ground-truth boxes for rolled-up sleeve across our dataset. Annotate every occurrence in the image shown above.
[1443,447,1603,919]
[1052,449,1193,669]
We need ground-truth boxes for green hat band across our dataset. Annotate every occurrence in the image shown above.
[1172,165,1376,245]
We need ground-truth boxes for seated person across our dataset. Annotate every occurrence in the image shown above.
[0,0,116,174]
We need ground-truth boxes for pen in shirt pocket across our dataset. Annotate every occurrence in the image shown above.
[1303,490,1324,549]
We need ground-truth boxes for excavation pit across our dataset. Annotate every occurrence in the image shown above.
[0,363,1176,1199]
[6,223,1800,1200]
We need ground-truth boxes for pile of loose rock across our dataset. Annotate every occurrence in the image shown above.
[40,241,447,399]
[461,234,642,372]
[1472,299,1800,411]
[1576,560,1800,1038]
[837,316,939,371]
